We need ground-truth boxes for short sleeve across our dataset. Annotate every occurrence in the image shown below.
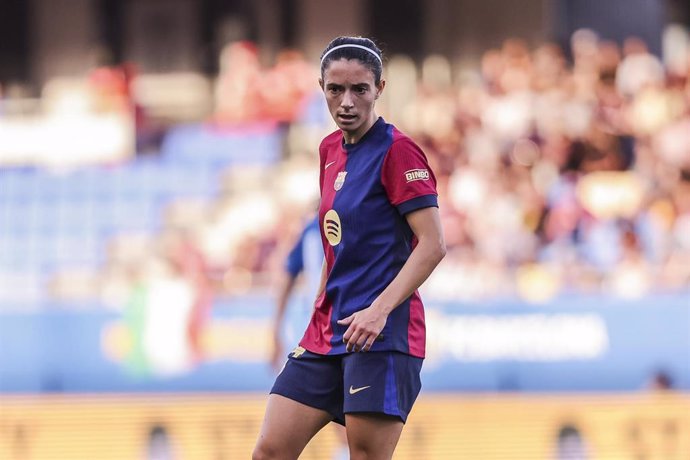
[381,137,438,215]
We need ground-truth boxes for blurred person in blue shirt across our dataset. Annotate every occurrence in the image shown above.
[270,215,322,370]
[269,214,349,460]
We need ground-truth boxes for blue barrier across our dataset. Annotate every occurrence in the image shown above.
[0,294,688,393]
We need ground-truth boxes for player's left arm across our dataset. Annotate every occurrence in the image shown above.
[338,206,446,352]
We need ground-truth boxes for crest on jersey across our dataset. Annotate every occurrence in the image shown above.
[334,171,348,191]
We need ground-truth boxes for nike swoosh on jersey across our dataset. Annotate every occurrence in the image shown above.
[325,161,336,169]
[349,385,371,395]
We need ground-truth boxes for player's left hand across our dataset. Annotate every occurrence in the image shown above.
[337,306,387,352]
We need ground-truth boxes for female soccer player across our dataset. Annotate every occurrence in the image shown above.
[253,36,446,460]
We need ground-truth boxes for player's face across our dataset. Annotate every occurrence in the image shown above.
[320,58,385,144]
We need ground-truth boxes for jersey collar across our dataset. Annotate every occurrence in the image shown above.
[342,117,386,151]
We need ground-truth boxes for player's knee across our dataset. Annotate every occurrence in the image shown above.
[348,445,386,460]
[348,431,398,460]
[252,440,281,460]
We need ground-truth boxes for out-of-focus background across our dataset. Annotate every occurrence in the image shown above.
[0,0,689,458]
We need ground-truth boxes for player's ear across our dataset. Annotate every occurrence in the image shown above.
[318,78,324,90]
[375,79,386,99]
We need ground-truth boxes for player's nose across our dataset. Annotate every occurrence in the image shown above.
[341,90,354,109]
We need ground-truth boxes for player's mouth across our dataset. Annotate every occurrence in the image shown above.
[337,113,357,123]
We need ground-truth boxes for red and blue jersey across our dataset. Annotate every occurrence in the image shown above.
[299,117,438,358]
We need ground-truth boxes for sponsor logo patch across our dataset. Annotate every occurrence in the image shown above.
[323,209,342,246]
[404,169,430,182]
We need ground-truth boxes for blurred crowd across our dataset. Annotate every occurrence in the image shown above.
[395,30,690,301]
[18,30,690,306]
[196,30,690,303]
[213,41,316,124]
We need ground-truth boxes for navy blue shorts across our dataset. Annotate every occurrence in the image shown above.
[270,347,423,425]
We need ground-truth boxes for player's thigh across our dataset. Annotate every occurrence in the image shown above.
[253,394,332,460]
[345,412,404,460]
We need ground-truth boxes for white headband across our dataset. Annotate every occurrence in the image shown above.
[320,44,382,65]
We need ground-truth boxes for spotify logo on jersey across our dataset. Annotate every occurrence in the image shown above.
[323,210,341,246]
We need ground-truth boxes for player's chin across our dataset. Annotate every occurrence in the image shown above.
[336,121,360,135]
